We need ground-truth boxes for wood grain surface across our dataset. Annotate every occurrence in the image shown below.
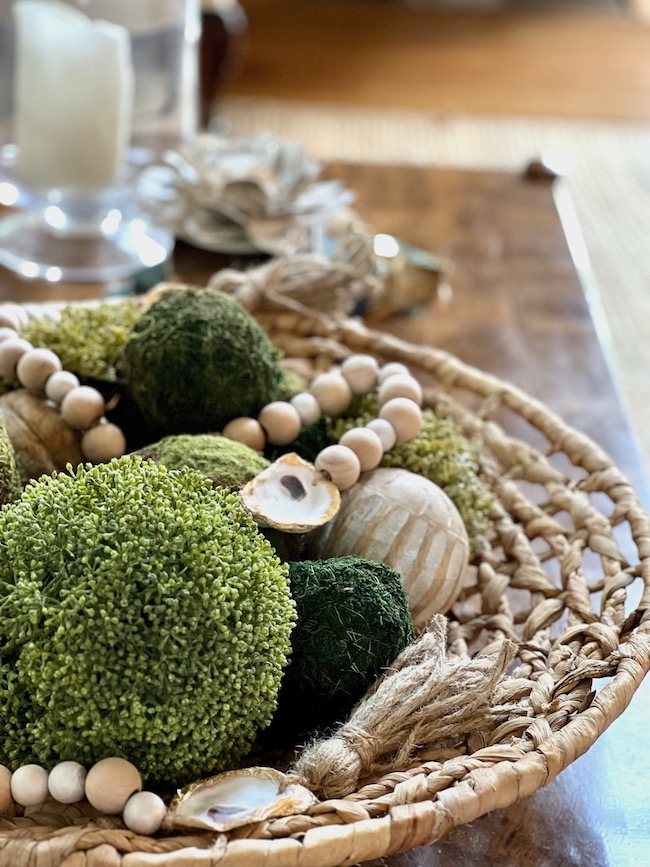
[219,0,650,121]
[317,163,650,867]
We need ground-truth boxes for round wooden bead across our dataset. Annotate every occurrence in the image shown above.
[258,401,302,446]
[84,757,142,815]
[289,392,322,426]
[60,385,105,430]
[81,422,127,463]
[0,337,33,381]
[45,370,80,404]
[379,397,422,442]
[222,416,266,451]
[315,444,361,491]
[0,327,19,344]
[0,304,29,330]
[340,354,379,395]
[48,761,87,804]
[0,765,12,813]
[16,347,62,394]
[0,311,20,331]
[0,305,24,331]
[122,790,167,835]
[339,427,384,472]
[378,373,423,407]
[366,418,397,452]
[377,362,410,384]
[309,372,353,417]
[10,764,49,807]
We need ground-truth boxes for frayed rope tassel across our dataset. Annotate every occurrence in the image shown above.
[292,615,517,799]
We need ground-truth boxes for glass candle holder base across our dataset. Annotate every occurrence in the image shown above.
[0,208,173,284]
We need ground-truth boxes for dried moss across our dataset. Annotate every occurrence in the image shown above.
[135,433,269,490]
[0,456,295,784]
[273,556,415,735]
[329,397,494,555]
[22,301,141,383]
[276,367,309,401]
[116,286,284,437]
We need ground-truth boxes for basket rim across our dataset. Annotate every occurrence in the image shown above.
[1,299,650,866]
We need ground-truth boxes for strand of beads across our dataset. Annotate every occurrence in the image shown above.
[0,304,126,464]
[223,354,424,490]
[1,756,166,834]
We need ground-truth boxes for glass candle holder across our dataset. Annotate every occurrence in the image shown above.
[0,0,200,285]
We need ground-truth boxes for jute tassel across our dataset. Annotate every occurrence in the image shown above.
[292,615,518,799]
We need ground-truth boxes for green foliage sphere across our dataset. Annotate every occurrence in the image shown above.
[135,433,269,490]
[22,300,141,383]
[276,557,415,734]
[117,286,284,437]
[0,456,295,784]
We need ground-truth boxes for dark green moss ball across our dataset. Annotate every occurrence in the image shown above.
[117,286,284,437]
[276,556,415,735]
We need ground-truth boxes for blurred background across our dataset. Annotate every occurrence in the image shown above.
[202,0,650,480]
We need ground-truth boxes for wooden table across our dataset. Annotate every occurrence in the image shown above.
[321,164,650,867]
[1,164,648,866]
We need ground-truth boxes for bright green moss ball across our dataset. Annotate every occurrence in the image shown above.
[135,433,269,490]
[275,557,415,735]
[0,456,295,785]
[117,286,284,437]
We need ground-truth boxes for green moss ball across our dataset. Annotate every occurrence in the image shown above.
[135,433,269,490]
[0,456,295,785]
[276,556,415,735]
[22,300,141,383]
[117,286,284,437]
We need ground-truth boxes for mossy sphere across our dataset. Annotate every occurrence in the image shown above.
[0,456,295,785]
[117,287,284,437]
[135,433,269,490]
[277,556,415,734]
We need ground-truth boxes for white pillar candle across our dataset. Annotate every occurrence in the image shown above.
[13,0,134,190]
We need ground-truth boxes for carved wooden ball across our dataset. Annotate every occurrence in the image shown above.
[308,467,470,627]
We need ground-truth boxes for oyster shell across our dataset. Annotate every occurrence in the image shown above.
[239,452,340,533]
[164,766,318,832]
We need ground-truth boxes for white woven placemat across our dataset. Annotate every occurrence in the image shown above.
[215,96,650,485]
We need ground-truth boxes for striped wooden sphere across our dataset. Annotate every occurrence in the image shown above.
[308,467,470,628]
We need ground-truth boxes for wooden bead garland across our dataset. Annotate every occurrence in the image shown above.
[0,757,166,833]
[225,353,424,490]
[0,305,126,464]
[0,303,423,491]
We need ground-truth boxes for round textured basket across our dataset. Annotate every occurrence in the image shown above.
[1,302,650,867]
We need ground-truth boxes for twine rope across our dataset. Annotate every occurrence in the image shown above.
[292,615,518,799]
[208,234,383,318]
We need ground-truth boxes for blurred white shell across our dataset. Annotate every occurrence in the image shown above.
[239,452,341,533]
[164,767,318,832]
[307,467,469,627]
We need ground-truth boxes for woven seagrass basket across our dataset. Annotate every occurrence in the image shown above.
[2,299,650,867]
